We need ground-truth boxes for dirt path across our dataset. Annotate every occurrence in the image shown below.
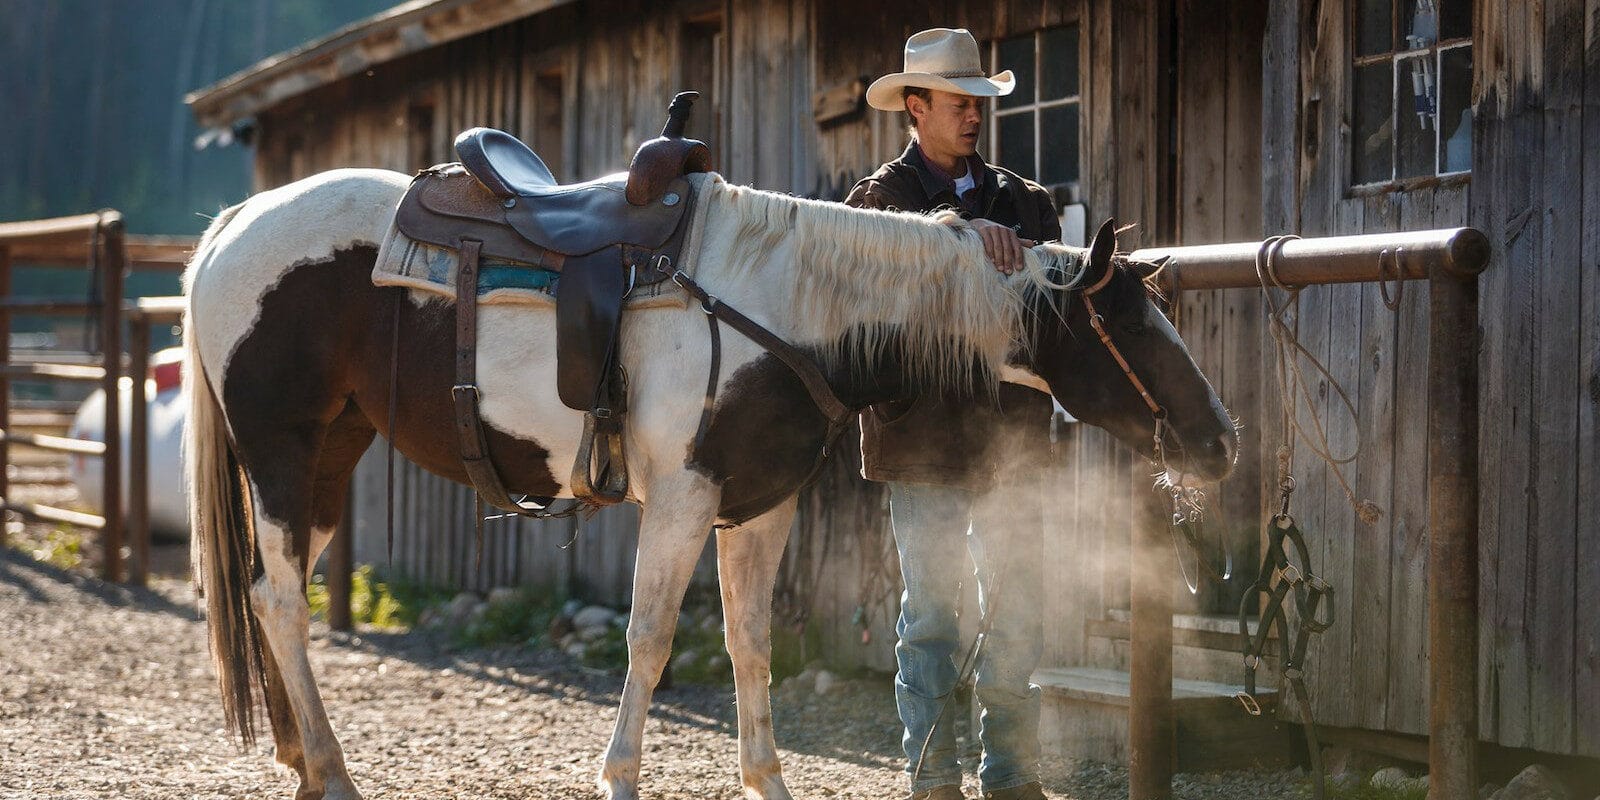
[0,548,1304,800]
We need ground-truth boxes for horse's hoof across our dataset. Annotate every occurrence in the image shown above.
[743,779,795,800]
[296,777,362,800]
[601,777,639,800]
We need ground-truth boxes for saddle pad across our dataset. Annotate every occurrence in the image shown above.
[372,171,724,308]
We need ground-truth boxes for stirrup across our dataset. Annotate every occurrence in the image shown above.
[572,412,629,505]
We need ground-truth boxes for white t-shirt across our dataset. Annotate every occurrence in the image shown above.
[953,163,976,200]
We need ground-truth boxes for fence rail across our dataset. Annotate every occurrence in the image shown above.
[0,211,123,580]
[0,210,194,586]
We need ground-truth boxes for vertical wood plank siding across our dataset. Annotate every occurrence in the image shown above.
[1259,0,1594,757]
[1577,0,1600,758]
[240,0,1600,757]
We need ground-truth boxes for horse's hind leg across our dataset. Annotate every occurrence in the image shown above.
[716,498,798,800]
[261,644,308,787]
[235,413,364,800]
[600,471,721,800]
[262,404,376,794]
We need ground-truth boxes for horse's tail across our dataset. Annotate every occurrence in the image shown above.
[184,201,265,747]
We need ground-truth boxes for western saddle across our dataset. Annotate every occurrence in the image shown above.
[393,92,713,514]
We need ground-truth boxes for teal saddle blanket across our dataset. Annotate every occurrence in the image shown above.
[372,218,683,307]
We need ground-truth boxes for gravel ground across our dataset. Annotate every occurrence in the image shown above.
[0,543,1309,800]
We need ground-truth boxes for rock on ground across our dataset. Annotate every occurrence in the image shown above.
[1,547,1312,800]
[1491,765,1573,800]
[572,605,617,630]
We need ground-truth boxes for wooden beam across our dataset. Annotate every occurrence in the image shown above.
[7,235,196,268]
[0,214,104,243]
[125,295,187,321]
[0,430,106,456]
[0,363,108,382]
[1,499,105,530]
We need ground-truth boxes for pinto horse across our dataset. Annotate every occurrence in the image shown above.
[183,167,1236,800]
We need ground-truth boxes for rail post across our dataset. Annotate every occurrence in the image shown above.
[127,316,150,586]
[1426,257,1484,798]
[98,213,125,583]
[327,494,355,631]
[0,243,10,549]
[1129,476,1175,799]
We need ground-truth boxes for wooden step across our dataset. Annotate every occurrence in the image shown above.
[1034,667,1299,771]
[1085,611,1282,687]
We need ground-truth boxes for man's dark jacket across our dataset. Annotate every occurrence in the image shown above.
[843,142,1060,490]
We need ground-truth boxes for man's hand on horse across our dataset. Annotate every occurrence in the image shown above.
[970,218,1034,274]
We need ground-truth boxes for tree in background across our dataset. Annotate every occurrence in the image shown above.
[0,0,393,239]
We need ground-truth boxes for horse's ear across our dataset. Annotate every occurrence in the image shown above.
[1088,218,1116,268]
[1079,218,1116,289]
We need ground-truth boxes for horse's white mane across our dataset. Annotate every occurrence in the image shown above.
[700,177,1086,392]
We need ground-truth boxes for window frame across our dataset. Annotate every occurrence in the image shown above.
[1348,0,1474,193]
[987,24,1083,198]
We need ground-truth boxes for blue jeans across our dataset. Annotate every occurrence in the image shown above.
[891,481,1043,793]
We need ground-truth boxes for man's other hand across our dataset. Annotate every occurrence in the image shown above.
[969,218,1033,274]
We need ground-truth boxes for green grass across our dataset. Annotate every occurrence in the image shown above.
[10,524,86,570]
[453,586,566,649]
[305,565,449,629]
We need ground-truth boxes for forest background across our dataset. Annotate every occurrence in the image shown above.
[0,0,391,301]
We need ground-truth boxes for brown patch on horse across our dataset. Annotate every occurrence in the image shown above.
[221,246,561,550]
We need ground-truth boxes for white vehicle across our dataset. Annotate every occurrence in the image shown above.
[68,347,189,540]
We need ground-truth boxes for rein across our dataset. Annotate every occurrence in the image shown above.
[654,256,855,526]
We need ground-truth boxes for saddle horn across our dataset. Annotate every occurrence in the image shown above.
[625,91,714,206]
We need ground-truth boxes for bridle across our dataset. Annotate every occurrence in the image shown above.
[1072,254,1230,591]
[1074,257,1179,472]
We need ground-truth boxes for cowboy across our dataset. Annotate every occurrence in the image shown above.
[845,27,1058,800]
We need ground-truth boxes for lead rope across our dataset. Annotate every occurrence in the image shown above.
[1241,234,1346,800]
[1257,235,1381,525]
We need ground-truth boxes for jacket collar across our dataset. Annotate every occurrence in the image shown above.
[899,140,1002,206]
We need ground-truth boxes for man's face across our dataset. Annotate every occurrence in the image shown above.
[908,89,986,161]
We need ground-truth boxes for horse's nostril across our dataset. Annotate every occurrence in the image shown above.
[1209,434,1237,465]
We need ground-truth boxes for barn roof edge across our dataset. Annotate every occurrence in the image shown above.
[185,0,578,128]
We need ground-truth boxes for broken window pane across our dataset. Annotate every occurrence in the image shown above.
[1439,45,1473,172]
[1357,0,1394,56]
[997,112,1036,181]
[1040,25,1079,101]
[998,36,1034,109]
[1353,62,1395,184]
[1039,103,1080,186]
[1395,52,1436,178]
[1440,0,1472,40]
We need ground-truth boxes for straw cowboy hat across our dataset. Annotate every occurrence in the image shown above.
[865,28,1016,112]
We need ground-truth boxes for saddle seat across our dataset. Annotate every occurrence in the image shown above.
[452,127,692,258]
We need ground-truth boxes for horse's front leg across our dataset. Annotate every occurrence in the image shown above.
[599,471,721,800]
[716,498,798,800]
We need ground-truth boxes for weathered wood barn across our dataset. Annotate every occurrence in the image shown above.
[188,0,1598,768]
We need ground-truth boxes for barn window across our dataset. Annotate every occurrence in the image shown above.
[989,25,1081,193]
[1351,0,1473,187]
